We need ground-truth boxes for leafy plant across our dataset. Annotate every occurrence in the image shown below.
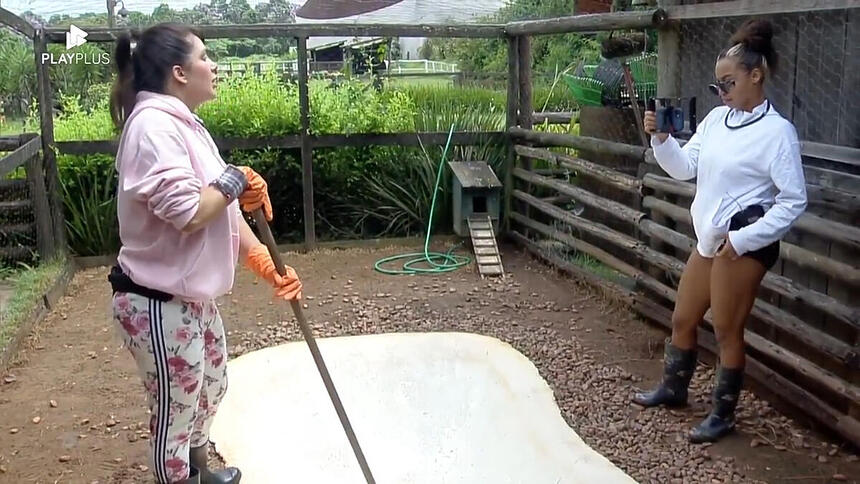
[0,29,36,119]
[54,93,117,141]
[58,154,119,256]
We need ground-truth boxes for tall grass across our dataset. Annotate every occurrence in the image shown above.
[59,157,119,257]
[0,256,66,353]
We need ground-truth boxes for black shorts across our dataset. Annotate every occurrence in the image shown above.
[725,205,780,271]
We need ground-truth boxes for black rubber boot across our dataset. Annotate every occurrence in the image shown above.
[632,339,697,407]
[189,442,241,484]
[176,467,200,484]
[689,366,744,443]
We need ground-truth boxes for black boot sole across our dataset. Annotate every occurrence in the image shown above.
[688,425,734,443]
[632,389,689,408]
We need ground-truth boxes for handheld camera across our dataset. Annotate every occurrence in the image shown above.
[647,97,697,134]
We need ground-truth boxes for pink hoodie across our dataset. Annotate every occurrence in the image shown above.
[115,91,241,301]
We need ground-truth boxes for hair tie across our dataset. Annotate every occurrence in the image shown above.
[726,42,745,57]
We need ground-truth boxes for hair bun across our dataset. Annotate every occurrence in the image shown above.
[730,19,773,53]
[729,19,777,72]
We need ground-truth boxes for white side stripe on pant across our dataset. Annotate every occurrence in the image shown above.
[150,298,170,483]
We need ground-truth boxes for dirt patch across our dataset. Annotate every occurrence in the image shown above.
[0,242,857,483]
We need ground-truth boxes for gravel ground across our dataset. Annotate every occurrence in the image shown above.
[0,243,857,483]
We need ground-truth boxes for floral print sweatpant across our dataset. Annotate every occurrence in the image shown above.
[112,291,229,483]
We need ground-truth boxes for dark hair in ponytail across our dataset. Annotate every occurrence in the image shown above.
[718,19,778,79]
[109,23,202,129]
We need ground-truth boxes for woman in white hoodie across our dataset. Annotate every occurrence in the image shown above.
[633,19,807,443]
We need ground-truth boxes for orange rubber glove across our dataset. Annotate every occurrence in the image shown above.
[243,244,302,300]
[237,166,273,222]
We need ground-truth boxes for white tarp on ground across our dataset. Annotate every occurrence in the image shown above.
[209,332,638,484]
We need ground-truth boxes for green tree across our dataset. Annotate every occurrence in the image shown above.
[420,0,603,75]
[0,28,36,118]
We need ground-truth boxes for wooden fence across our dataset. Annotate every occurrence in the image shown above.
[0,133,62,262]
[1,0,858,447]
[504,0,860,448]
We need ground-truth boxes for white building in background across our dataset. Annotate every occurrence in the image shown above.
[295,0,506,60]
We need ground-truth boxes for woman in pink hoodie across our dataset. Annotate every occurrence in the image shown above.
[107,23,301,484]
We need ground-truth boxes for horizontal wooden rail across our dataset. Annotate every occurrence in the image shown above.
[650,138,860,170]
[509,230,634,302]
[55,131,506,155]
[804,165,860,193]
[639,220,859,330]
[510,127,647,161]
[505,9,666,35]
[802,141,860,167]
[512,168,645,224]
[0,7,35,39]
[0,136,41,179]
[510,202,860,404]
[531,112,577,125]
[643,195,860,287]
[514,190,858,367]
[642,173,860,249]
[665,0,860,21]
[515,145,641,195]
[0,133,38,153]
[312,131,505,148]
[805,185,860,216]
[45,23,506,44]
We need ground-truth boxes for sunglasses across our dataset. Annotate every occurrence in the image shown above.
[708,79,736,95]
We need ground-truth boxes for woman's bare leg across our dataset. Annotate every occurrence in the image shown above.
[709,254,766,367]
[670,250,713,349]
[633,250,711,407]
[689,254,767,443]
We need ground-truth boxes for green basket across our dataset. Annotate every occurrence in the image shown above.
[628,53,657,84]
[562,74,604,107]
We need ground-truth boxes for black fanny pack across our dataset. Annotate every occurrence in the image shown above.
[108,265,174,302]
[729,204,765,231]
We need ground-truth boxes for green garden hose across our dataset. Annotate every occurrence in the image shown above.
[373,124,471,275]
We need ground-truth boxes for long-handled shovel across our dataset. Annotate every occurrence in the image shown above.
[250,208,376,484]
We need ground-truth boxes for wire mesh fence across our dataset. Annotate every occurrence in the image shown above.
[679,8,858,147]
[0,167,37,269]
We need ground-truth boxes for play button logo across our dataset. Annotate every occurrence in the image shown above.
[66,24,88,50]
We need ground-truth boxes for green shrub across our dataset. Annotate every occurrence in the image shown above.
[54,71,578,251]
[54,93,117,141]
[57,153,119,256]
[198,71,301,137]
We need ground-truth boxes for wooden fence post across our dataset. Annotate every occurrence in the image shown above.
[33,30,66,259]
[516,35,534,236]
[25,145,54,259]
[503,35,520,235]
[517,36,533,134]
[642,0,683,284]
[297,35,316,250]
